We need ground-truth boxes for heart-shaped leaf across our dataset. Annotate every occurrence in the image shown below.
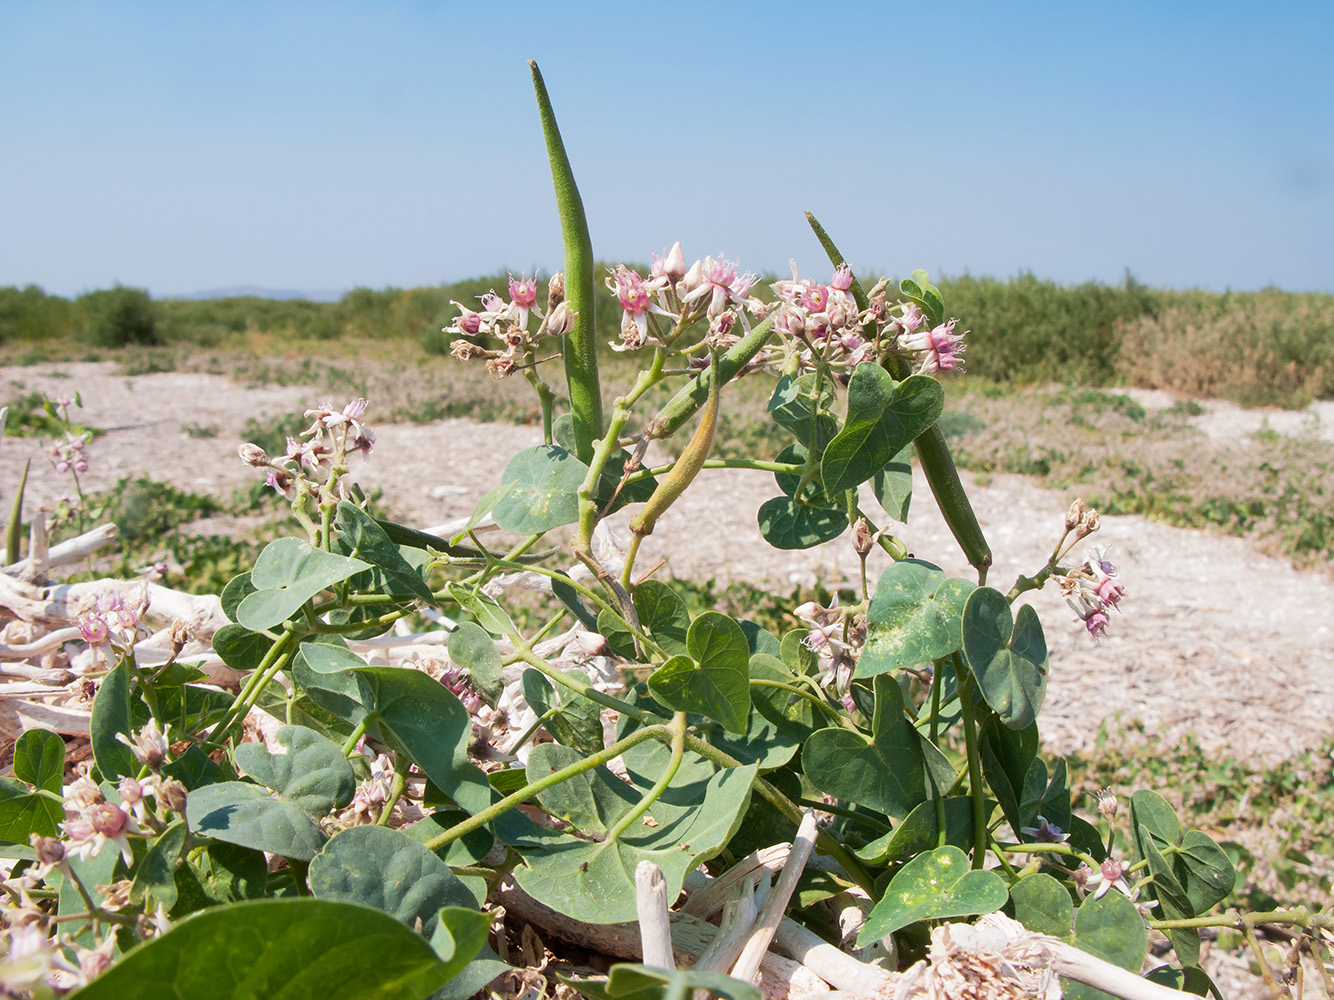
[821,368,943,497]
[491,445,586,533]
[213,623,275,672]
[855,796,974,865]
[962,588,1048,729]
[185,782,328,861]
[1176,831,1235,914]
[0,777,62,842]
[803,674,928,819]
[1139,833,1201,965]
[756,495,847,550]
[979,720,1040,836]
[1011,873,1074,938]
[69,898,454,1000]
[335,501,435,603]
[512,743,756,924]
[858,846,1008,944]
[872,444,913,522]
[237,538,371,630]
[89,659,136,781]
[858,560,975,677]
[1064,891,1148,1000]
[233,725,356,816]
[648,612,750,734]
[599,580,690,659]
[13,729,64,794]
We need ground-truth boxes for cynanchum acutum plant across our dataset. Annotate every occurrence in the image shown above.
[2,61,1329,1000]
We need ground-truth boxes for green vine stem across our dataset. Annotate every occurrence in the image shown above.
[422,723,669,852]
[530,60,601,464]
[805,211,993,582]
[953,658,989,869]
[607,713,686,840]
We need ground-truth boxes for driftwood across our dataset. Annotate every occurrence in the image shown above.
[732,811,819,985]
[635,861,675,973]
[3,523,118,579]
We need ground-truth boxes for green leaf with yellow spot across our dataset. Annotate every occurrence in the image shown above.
[857,846,1008,945]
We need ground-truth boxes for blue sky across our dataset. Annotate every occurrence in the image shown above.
[2,1,1331,298]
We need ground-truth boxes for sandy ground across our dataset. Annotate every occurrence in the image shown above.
[3,362,1332,766]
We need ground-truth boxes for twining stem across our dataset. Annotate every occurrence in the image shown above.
[423,723,669,852]
[954,661,989,869]
[211,629,297,738]
[748,678,851,726]
[530,60,601,464]
[341,718,371,756]
[996,841,1101,870]
[607,713,686,840]
[646,314,776,440]
[513,640,657,725]
[623,458,804,483]
[376,769,408,827]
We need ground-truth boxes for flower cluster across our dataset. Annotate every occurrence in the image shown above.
[892,305,967,375]
[445,273,568,378]
[793,596,865,697]
[76,588,149,659]
[48,430,91,476]
[1059,543,1126,640]
[238,398,375,500]
[771,264,876,370]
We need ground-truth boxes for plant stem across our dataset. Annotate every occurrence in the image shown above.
[955,665,989,869]
[624,458,804,483]
[212,629,297,737]
[423,724,668,852]
[377,769,407,826]
[341,718,371,756]
[607,713,686,840]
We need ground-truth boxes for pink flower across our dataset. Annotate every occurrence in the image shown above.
[681,254,757,318]
[900,319,966,375]
[651,241,687,282]
[830,265,853,291]
[77,612,109,647]
[1019,816,1070,843]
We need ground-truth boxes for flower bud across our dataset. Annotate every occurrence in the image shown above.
[1096,787,1118,819]
[1079,508,1101,536]
[169,619,193,653]
[853,517,874,556]
[1065,498,1087,532]
[238,443,269,467]
[30,834,66,866]
[547,271,565,311]
[154,777,188,814]
[546,301,575,338]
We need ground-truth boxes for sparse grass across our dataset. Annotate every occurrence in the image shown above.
[1069,721,1334,913]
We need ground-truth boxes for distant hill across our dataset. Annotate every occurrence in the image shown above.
[178,285,345,303]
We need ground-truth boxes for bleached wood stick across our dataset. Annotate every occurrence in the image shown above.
[693,877,760,977]
[771,917,895,998]
[345,629,451,651]
[731,810,820,984]
[683,844,790,920]
[23,512,48,584]
[1052,942,1195,1000]
[4,523,117,576]
[494,882,830,1000]
[10,701,91,736]
[636,861,675,973]
[0,626,82,661]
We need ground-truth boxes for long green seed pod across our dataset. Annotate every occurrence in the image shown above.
[6,458,29,566]
[806,211,992,577]
[530,61,602,464]
[630,354,721,537]
[646,313,776,440]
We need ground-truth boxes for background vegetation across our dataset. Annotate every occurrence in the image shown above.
[4,271,1333,406]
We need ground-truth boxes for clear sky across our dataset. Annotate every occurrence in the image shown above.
[2,1,1331,298]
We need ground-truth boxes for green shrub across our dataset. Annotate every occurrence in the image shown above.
[80,284,160,347]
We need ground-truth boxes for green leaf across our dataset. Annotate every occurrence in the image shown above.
[979,720,1039,836]
[858,560,975,677]
[310,826,480,938]
[821,368,943,497]
[599,580,690,660]
[219,571,256,622]
[68,898,453,1000]
[213,623,275,672]
[871,444,913,522]
[428,906,501,995]
[900,270,945,327]
[0,776,61,841]
[169,843,268,918]
[858,847,1008,944]
[1064,891,1148,1000]
[756,495,847,550]
[1011,873,1074,938]
[522,669,605,755]
[335,501,436,604]
[748,653,817,744]
[446,622,504,705]
[491,445,586,533]
[233,725,356,815]
[855,797,974,865]
[768,373,838,449]
[1130,789,1180,851]
[90,659,136,781]
[445,583,517,639]
[13,728,64,793]
[237,538,371,631]
[961,588,1048,729]
[1140,833,1201,965]
[130,821,187,911]
[1176,831,1235,915]
[185,782,328,861]
[1146,966,1224,999]
[564,964,763,1000]
[513,746,756,924]
[802,674,928,819]
[647,612,750,734]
